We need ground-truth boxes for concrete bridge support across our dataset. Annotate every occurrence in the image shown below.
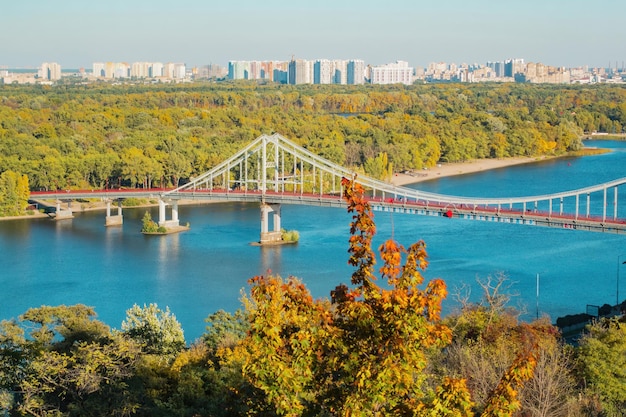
[260,203,282,244]
[54,201,74,220]
[158,198,180,228]
[105,200,123,226]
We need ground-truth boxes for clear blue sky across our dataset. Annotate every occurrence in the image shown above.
[2,0,624,69]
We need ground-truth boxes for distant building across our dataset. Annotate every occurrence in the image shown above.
[332,60,348,84]
[163,63,186,79]
[347,59,365,84]
[504,58,525,77]
[228,61,249,80]
[39,62,62,81]
[130,62,152,78]
[69,56,620,86]
[288,59,313,85]
[314,59,333,84]
[151,62,164,77]
[196,64,227,79]
[92,62,130,78]
[369,61,414,85]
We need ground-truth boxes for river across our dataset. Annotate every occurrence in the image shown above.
[1,140,625,342]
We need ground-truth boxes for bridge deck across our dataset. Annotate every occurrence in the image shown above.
[30,187,626,234]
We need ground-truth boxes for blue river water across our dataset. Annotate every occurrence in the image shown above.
[1,140,626,343]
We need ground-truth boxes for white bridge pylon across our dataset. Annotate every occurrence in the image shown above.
[160,133,626,236]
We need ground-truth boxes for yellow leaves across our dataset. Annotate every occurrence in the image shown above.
[379,239,402,282]
[480,340,539,417]
[537,137,557,154]
[170,342,209,373]
[428,377,475,417]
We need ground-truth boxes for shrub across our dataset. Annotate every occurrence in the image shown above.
[141,211,158,233]
[122,197,147,207]
[281,229,299,242]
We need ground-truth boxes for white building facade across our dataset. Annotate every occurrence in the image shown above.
[369,61,414,85]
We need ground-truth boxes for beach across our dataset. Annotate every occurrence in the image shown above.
[390,156,544,187]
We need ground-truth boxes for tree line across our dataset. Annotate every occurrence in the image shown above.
[0,82,625,199]
[1,179,625,416]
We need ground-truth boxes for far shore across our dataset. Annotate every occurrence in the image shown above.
[390,155,548,187]
[1,155,554,222]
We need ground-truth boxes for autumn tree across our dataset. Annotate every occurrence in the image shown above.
[441,274,571,417]
[121,303,186,356]
[231,176,550,416]
[0,305,142,417]
[363,151,393,181]
[0,170,29,216]
[576,318,626,416]
[231,177,472,416]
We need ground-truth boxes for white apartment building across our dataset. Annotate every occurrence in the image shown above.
[39,62,62,80]
[130,62,151,78]
[93,62,182,79]
[347,59,365,84]
[314,59,333,84]
[289,59,313,84]
[130,62,165,78]
[333,60,348,84]
[228,61,249,80]
[228,58,364,85]
[151,62,164,78]
[163,63,186,79]
[369,61,414,85]
[93,62,130,78]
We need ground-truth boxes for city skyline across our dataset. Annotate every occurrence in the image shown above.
[2,0,625,70]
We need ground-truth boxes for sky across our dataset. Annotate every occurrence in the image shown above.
[2,0,625,70]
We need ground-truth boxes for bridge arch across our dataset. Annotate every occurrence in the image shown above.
[30,133,626,236]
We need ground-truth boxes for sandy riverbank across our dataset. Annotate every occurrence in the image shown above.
[390,156,547,187]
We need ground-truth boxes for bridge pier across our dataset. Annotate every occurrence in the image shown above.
[54,201,74,220]
[105,199,123,226]
[260,203,282,244]
[158,198,180,228]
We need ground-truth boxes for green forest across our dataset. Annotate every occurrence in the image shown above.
[0,82,625,201]
[1,82,626,415]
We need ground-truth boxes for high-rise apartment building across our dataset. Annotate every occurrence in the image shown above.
[347,60,365,84]
[228,60,290,82]
[332,60,348,84]
[228,61,249,80]
[39,62,62,80]
[163,63,186,79]
[92,62,130,78]
[195,64,227,79]
[228,58,364,85]
[369,61,414,85]
[504,58,525,77]
[130,62,152,78]
[151,62,164,77]
[314,59,333,84]
[288,59,313,85]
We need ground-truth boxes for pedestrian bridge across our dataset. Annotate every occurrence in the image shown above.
[31,133,626,240]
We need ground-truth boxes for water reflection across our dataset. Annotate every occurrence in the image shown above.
[259,244,283,276]
[157,233,181,280]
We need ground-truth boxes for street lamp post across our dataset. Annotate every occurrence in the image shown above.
[536,273,540,320]
[616,256,626,308]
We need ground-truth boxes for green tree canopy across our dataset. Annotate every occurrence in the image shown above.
[121,303,186,355]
